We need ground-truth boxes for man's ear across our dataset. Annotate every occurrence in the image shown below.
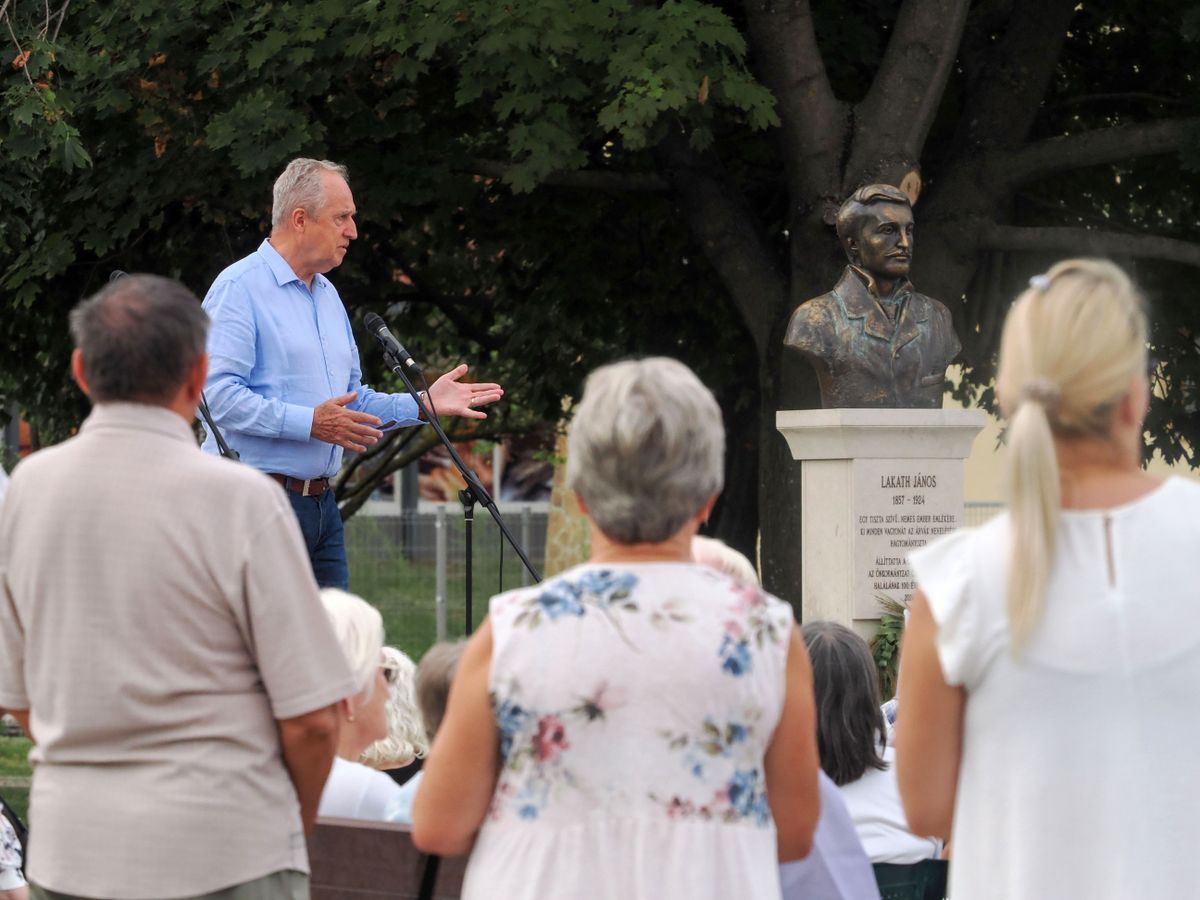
[70,348,92,398]
[290,206,308,232]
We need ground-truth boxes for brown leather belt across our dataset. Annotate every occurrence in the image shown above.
[269,473,330,497]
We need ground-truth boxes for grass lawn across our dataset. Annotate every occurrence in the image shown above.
[346,515,544,661]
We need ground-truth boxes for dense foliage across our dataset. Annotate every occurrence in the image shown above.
[3,0,1198,598]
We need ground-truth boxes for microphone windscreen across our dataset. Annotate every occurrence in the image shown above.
[109,270,129,282]
[364,312,385,333]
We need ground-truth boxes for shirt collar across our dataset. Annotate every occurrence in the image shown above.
[849,265,912,303]
[258,239,301,287]
[258,238,329,291]
[81,402,198,445]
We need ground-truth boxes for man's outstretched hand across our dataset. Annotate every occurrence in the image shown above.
[311,392,383,452]
[425,365,504,420]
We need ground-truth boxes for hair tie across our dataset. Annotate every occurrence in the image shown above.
[1028,274,1052,292]
[1020,377,1060,410]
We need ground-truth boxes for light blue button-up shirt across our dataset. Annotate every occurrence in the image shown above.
[201,240,421,478]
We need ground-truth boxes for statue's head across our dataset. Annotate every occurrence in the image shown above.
[835,184,914,280]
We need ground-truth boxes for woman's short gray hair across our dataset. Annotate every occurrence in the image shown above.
[567,357,724,544]
[271,158,349,229]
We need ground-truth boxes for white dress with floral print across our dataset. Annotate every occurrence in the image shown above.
[462,562,794,900]
[0,811,24,891]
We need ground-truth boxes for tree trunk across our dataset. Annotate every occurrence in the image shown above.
[708,388,761,567]
[757,317,824,613]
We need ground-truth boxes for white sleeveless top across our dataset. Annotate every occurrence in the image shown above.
[909,476,1200,900]
[461,562,794,900]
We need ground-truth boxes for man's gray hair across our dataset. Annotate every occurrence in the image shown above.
[271,158,349,230]
[567,357,725,544]
[68,274,209,405]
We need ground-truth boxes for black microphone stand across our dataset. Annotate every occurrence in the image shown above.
[381,350,541,635]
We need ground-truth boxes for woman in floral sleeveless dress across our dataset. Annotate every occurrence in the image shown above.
[413,358,820,900]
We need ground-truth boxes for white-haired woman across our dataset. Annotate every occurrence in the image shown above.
[359,646,428,774]
[897,259,1200,899]
[316,589,407,822]
[413,357,820,900]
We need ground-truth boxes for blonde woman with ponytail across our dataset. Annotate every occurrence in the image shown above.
[894,259,1200,900]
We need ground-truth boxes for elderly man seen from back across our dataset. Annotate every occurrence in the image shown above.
[0,275,356,900]
[202,158,504,589]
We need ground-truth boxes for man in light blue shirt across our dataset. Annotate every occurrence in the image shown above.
[202,158,503,588]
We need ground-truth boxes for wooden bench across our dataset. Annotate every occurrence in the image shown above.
[307,818,467,900]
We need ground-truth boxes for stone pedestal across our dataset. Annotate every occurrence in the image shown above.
[776,408,987,641]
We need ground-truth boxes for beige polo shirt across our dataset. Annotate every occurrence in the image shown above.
[0,403,357,898]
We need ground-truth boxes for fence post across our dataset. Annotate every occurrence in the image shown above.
[520,504,532,586]
[435,504,448,641]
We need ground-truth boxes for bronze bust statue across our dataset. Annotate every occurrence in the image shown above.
[784,184,960,408]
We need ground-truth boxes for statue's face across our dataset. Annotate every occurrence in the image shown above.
[849,202,914,279]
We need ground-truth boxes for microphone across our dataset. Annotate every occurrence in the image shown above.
[363,312,423,375]
[109,270,128,282]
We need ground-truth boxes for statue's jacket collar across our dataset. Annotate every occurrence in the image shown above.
[833,266,930,348]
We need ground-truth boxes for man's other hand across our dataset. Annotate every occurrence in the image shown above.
[426,365,504,420]
[311,392,383,451]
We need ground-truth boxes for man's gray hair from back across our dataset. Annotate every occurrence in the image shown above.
[271,158,350,230]
[566,357,724,544]
[68,274,209,406]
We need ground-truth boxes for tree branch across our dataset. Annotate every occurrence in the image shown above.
[742,0,847,205]
[1049,92,1187,112]
[334,423,425,497]
[957,0,1078,151]
[465,159,668,192]
[657,132,787,359]
[392,257,504,353]
[991,117,1200,187]
[850,0,971,174]
[50,0,69,43]
[980,223,1200,268]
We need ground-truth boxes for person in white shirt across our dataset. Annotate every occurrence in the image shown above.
[316,589,408,822]
[802,621,940,864]
[358,646,428,773]
[898,259,1200,900]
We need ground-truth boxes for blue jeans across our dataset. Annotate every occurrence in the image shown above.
[287,489,349,590]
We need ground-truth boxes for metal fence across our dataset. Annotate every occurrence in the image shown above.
[345,505,548,661]
[347,500,1004,660]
